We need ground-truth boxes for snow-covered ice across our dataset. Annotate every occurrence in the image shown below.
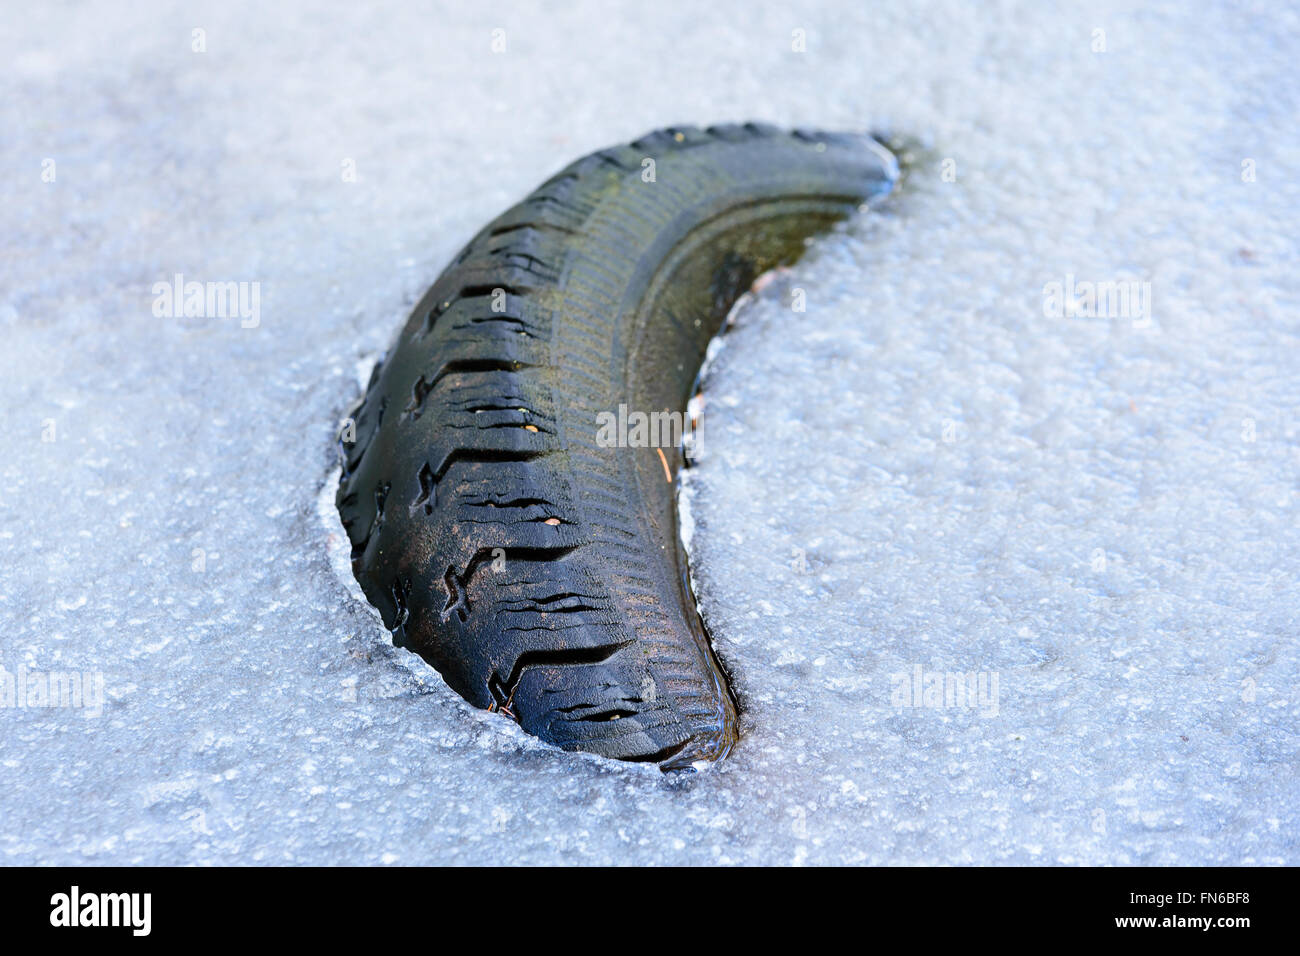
[1,0,1296,864]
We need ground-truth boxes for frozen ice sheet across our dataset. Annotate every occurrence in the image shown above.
[0,0,1296,864]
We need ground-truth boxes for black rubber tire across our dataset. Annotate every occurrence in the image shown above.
[337,123,897,769]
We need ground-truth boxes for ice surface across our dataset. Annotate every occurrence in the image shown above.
[1,0,1297,864]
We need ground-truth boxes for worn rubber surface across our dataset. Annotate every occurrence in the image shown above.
[337,123,897,768]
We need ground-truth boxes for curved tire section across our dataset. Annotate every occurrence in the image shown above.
[337,123,897,768]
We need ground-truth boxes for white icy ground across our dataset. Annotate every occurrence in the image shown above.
[2,0,1297,865]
